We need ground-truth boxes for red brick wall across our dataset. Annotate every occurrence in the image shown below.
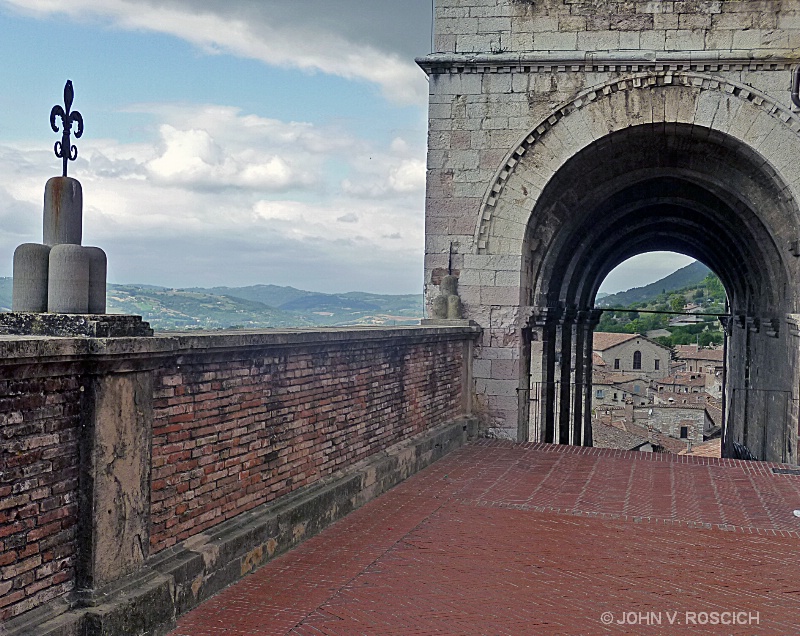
[0,327,475,623]
[149,334,467,553]
[0,375,80,623]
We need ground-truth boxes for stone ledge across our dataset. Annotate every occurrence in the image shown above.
[0,324,481,362]
[0,313,153,337]
[5,416,478,636]
[421,318,480,327]
[417,50,800,72]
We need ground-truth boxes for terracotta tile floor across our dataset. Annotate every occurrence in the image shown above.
[169,441,800,635]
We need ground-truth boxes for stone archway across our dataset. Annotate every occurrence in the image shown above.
[469,72,800,463]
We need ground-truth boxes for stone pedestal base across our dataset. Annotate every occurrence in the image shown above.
[0,313,153,337]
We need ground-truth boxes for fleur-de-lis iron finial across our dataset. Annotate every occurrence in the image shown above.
[50,80,84,177]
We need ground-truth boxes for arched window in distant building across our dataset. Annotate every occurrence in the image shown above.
[633,350,642,370]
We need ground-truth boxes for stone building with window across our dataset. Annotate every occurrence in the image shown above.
[593,333,671,379]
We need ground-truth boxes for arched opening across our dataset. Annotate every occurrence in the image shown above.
[522,123,800,464]
[590,252,729,457]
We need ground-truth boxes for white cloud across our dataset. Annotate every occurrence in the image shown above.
[0,104,425,293]
[1,0,428,104]
[146,124,314,191]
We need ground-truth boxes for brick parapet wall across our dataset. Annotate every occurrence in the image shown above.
[0,365,81,623]
[0,326,478,623]
[148,327,476,553]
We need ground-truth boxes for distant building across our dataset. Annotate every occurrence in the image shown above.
[633,401,717,445]
[593,370,652,408]
[672,344,724,396]
[593,333,670,379]
[668,314,705,327]
[674,344,724,373]
[654,372,706,394]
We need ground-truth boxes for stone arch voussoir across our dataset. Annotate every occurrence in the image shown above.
[475,71,800,255]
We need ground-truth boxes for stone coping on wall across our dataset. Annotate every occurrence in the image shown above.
[417,50,800,73]
[4,416,478,636]
[0,325,482,364]
[0,312,154,337]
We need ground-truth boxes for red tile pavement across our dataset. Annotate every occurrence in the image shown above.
[169,442,800,635]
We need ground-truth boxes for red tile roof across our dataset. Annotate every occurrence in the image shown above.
[679,438,722,457]
[674,345,724,362]
[593,370,649,385]
[592,421,650,451]
[656,373,707,388]
[592,332,638,351]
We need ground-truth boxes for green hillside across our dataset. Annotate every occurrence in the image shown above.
[597,261,711,307]
[0,278,423,331]
[190,285,422,317]
[185,284,308,309]
[1,260,718,339]
[106,284,310,330]
[110,284,422,330]
[596,268,727,347]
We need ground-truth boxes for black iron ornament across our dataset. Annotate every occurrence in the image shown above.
[50,80,84,177]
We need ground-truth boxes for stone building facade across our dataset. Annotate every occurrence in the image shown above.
[420,0,800,462]
[593,332,670,378]
[634,404,712,445]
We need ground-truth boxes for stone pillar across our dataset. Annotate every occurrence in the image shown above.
[725,314,747,457]
[7,174,113,320]
[76,370,154,602]
[518,326,532,442]
[48,244,90,313]
[582,310,602,447]
[533,307,560,444]
[11,243,51,312]
[43,176,82,246]
[86,246,108,314]
[571,311,587,446]
[557,307,576,445]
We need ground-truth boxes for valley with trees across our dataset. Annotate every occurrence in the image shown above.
[595,261,727,348]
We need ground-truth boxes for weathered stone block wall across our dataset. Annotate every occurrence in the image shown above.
[148,331,471,553]
[0,373,80,623]
[435,0,800,55]
[634,404,705,443]
[421,0,800,441]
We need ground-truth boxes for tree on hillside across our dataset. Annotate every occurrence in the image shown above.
[704,272,726,302]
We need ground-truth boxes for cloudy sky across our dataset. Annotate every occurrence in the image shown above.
[0,0,690,294]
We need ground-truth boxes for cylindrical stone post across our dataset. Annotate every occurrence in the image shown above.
[43,176,83,246]
[441,275,458,297]
[12,243,51,312]
[432,295,448,319]
[48,244,90,313]
[447,294,462,319]
[85,247,108,314]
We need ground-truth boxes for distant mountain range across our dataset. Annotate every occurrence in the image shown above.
[596,261,711,307]
[0,278,423,331]
[0,261,711,331]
